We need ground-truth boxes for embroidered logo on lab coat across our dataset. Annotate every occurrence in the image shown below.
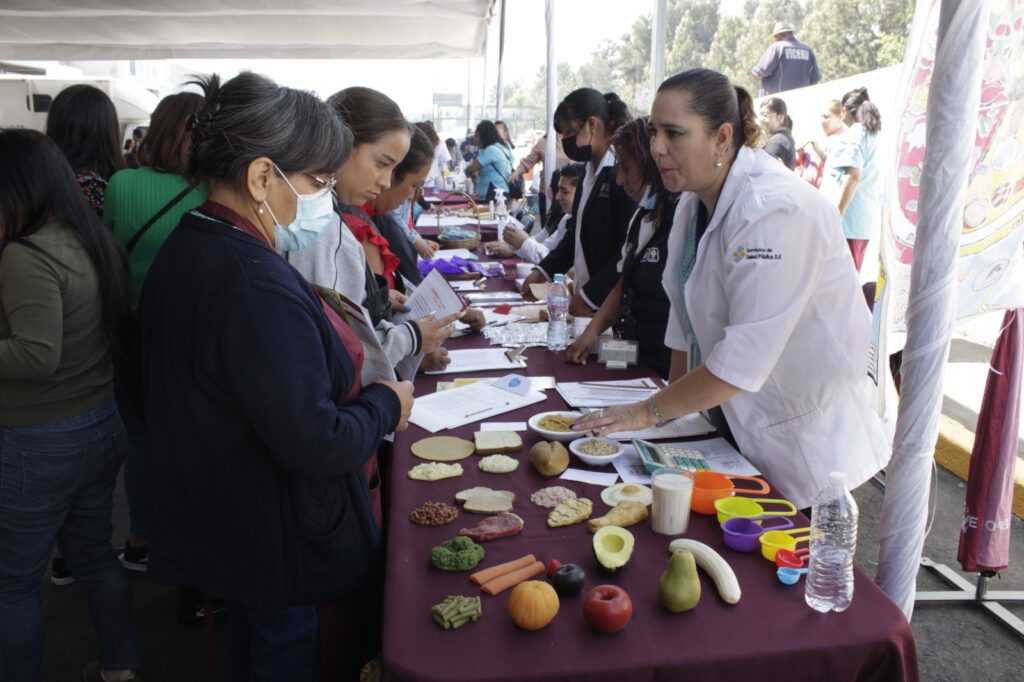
[733,245,781,262]
[640,247,660,263]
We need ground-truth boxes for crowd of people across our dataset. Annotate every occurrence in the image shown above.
[1,42,890,680]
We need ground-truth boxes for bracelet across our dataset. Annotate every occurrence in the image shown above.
[649,395,666,424]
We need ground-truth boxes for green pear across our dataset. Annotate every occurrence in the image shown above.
[658,549,701,613]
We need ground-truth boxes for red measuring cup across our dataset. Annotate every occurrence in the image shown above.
[775,547,809,568]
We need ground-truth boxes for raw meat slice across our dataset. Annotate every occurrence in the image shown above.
[458,512,525,542]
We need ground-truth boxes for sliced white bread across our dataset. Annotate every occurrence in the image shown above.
[473,430,523,455]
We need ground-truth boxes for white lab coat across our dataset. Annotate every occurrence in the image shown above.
[662,146,892,508]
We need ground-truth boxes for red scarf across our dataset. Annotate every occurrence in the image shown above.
[344,203,400,289]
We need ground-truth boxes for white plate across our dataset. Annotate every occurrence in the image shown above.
[569,437,625,466]
[527,411,585,443]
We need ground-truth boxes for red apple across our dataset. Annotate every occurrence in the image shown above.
[583,584,633,633]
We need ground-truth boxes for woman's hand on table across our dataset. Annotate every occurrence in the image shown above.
[502,226,529,249]
[377,379,414,431]
[419,348,450,373]
[415,237,439,258]
[414,311,462,353]
[483,241,513,258]
[461,307,486,332]
[574,401,657,437]
[520,270,548,301]
[565,331,596,365]
[390,289,411,313]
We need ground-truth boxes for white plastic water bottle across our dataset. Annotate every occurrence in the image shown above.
[805,471,858,613]
[494,188,509,242]
[546,274,569,351]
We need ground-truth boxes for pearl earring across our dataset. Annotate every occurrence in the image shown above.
[258,206,264,215]
[715,158,723,168]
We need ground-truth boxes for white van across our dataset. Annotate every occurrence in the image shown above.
[0,68,158,143]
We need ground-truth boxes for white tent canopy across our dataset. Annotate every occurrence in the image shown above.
[0,1,495,60]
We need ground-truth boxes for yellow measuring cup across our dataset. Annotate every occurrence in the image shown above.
[759,528,810,562]
[714,496,798,525]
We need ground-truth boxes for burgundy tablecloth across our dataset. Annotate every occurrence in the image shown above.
[379,271,918,682]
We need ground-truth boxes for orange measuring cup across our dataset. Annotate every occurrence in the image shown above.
[691,471,770,515]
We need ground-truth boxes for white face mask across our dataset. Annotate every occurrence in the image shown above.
[264,164,335,251]
[639,185,657,210]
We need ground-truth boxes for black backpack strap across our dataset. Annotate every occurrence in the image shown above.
[125,183,197,253]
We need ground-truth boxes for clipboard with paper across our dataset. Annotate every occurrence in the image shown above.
[410,374,546,432]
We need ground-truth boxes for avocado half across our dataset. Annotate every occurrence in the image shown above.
[592,525,635,573]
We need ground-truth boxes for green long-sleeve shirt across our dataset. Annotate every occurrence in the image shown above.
[0,220,113,426]
[103,167,207,307]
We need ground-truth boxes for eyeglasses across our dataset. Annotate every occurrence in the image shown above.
[305,173,336,191]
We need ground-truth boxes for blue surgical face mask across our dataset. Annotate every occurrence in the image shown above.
[265,164,335,251]
[639,185,657,210]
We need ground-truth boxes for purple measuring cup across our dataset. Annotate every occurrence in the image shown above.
[721,515,795,552]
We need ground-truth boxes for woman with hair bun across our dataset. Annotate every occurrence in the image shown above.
[578,69,891,511]
[822,86,883,271]
[521,88,639,315]
[139,72,412,680]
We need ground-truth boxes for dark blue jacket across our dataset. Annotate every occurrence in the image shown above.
[139,209,401,610]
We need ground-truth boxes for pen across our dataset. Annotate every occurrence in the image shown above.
[464,402,510,419]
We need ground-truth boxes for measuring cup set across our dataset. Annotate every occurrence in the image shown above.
[690,471,810,585]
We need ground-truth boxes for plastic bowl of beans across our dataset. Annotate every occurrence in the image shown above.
[569,437,624,466]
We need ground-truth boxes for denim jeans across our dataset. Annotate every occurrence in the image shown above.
[225,602,319,682]
[0,401,137,681]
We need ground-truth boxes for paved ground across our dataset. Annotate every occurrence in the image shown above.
[37,311,1024,681]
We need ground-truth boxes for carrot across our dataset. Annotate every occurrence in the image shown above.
[470,553,537,586]
[480,560,545,595]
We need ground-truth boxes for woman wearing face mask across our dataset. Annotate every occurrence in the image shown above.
[521,88,638,315]
[577,69,891,510]
[287,87,461,377]
[138,72,413,681]
[566,117,678,378]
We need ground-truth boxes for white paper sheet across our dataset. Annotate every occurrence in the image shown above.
[480,422,528,432]
[555,378,660,408]
[432,248,477,261]
[559,468,619,487]
[393,268,464,325]
[409,380,546,432]
[424,348,528,375]
[415,215,499,228]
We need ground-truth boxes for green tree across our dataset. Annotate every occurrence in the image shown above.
[705,14,749,86]
[801,0,914,81]
[666,0,721,74]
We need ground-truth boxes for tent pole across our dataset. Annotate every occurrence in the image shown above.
[874,0,989,620]
[495,0,506,121]
[543,0,557,204]
[650,0,666,95]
